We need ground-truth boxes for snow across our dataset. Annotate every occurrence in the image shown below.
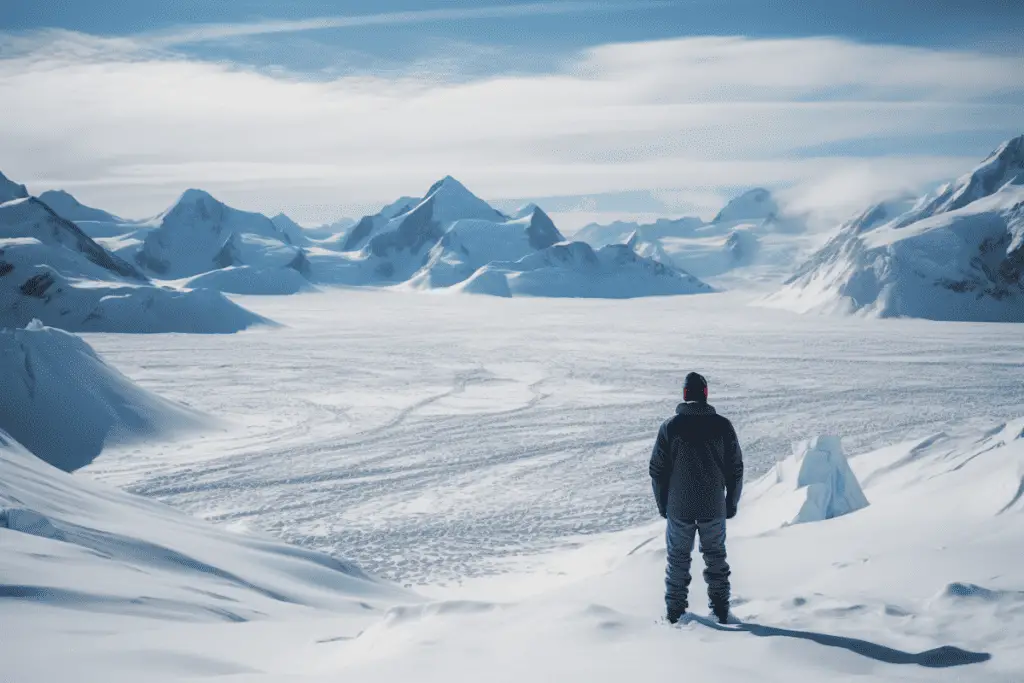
[712,187,779,224]
[134,189,303,279]
[183,265,318,295]
[574,189,816,289]
[0,169,29,203]
[38,189,123,224]
[2,289,1024,681]
[0,322,210,471]
[0,195,270,333]
[738,436,869,532]
[454,241,713,298]
[766,135,1024,321]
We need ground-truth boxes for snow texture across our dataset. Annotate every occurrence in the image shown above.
[766,135,1024,321]
[0,322,209,471]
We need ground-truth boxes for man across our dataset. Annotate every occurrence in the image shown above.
[649,372,744,625]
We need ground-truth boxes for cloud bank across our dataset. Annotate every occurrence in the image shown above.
[1,29,1021,224]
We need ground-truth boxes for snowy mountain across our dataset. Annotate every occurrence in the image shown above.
[574,215,704,248]
[0,322,208,471]
[306,177,711,297]
[406,205,564,289]
[765,135,1024,321]
[270,212,311,246]
[0,169,29,203]
[38,189,123,224]
[711,187,779,224]
[454,241,713,298]
[0,193,270,333]
[570,189,812,289]
[135,189,308,282]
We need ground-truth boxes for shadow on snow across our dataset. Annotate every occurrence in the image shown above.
[680,614,991,669]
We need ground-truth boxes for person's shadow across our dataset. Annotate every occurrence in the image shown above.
[679,614,991,669]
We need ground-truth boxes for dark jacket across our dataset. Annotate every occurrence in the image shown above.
[649,402,744,521]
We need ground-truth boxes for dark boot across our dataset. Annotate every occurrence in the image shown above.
[711,601,730,624]
[666,604,687,624]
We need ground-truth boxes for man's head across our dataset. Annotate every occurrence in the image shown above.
[683,372,708,403]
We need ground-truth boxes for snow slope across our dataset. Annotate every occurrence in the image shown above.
[0,425,411,681]
[455,241,713,298]
[766,136,1024,321]
[0,322,208,471]
[0,195,269,333]
[7,411,1021,680]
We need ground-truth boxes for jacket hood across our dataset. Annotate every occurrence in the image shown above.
[676,401,716,416]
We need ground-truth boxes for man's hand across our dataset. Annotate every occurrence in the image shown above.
[726,505,738,520]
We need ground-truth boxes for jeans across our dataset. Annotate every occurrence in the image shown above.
[665,516,730,613]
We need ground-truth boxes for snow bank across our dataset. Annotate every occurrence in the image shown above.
[0,322,210,471]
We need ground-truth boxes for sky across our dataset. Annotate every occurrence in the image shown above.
[1,0,1022,230]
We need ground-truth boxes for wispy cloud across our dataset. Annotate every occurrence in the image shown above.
[139,2,672,47]
[0,30,1020,223]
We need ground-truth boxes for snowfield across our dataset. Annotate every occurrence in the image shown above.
[2,288,1023,681]
[72,289,1024,589]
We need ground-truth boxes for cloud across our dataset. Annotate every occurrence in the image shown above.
[0,30,1021,223]
[139,2,672,47]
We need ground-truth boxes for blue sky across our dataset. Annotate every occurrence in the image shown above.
[1,1,1022,228]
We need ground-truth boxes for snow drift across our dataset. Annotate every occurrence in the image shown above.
[766,135,1024,321]
[0,321,209,471]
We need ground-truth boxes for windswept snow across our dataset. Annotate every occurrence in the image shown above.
[766,135,1024,321]
[0,322,209,471]
[0,427,407,627]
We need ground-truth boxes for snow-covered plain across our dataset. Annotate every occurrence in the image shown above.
[5,289,1024,682]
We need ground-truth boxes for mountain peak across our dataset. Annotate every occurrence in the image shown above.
[0,170,30,204]
[712,188,778,224]
[910,134,1024,219]
[418,176,503,224]
[38,189,122,223]
[176,188,220,206]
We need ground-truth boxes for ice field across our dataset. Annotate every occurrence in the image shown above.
[80,289,1024,588]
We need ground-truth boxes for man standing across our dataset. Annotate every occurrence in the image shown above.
[649,372,744,624]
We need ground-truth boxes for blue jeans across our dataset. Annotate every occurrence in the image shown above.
[665,517,730,613]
